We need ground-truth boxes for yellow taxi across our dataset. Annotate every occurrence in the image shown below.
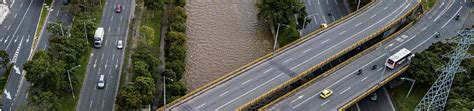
[320,23,328,29]
[320,89,333,99]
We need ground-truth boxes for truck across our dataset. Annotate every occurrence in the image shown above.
[94,27,104,48]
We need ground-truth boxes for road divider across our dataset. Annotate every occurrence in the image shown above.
[251,4,420,109]
[161,0,378,110]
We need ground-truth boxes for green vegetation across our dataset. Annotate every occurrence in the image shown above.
[0,50,11,92]
[36,0,54,37]
[391,42,474,110]
[392,83,430,111]
[116,0,164,109]
[256,0,308,47]
[348,0,370,11]
[22,0,104,110]
[421,0,437,11]
[163,0,188,103]
[117,47,159,109]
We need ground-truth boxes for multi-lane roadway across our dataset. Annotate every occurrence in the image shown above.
[268,0,469,110]
[167,0,418,110]
[0,0,42,110]
[300,0,350,35]
[76,0,133,110]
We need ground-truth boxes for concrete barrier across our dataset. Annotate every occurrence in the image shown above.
[253,2,422,110]
[160,0,378,110]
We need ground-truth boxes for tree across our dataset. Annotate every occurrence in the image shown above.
[165,60,185,80]
[28,89,60,110]
[132,48,160,72]
[140,26,156,45]
[24,51,69,93]
[166,42,186,62]
[134,77,155,104]
[256,0,307,29]
[117,85,142,109]
[170,22,186,33]
[0,50,9,68]
[166,82,187,97]
[165,31,186,45]
[132,61,151,78]
[163,69,177,82]
[144,0,164,9]
[46,21,66,36]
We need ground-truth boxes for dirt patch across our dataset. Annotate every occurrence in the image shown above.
[184,0,273,92]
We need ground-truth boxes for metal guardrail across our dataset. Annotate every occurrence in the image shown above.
[252,2,422,110]
[159,0,378,110]
[257,21,415,110]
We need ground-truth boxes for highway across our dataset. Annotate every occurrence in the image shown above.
[0,0,42,110]
[36,0,73,51]
[76,0,133,110]
[167,0,418,110]
[268,0,470,110]
[300,0,349,35]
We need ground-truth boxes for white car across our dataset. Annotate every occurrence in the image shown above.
[117,40,123,49]
[97,75,106,89]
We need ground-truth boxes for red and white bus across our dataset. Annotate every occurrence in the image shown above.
[385,48,413,69]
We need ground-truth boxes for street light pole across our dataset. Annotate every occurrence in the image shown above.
[273,23,281,53]
[300,13,319,35]
[67,65,81,100]
[163,76,166,108]
[401,77,416,107]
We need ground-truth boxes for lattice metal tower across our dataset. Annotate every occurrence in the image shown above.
[415,29,474,111]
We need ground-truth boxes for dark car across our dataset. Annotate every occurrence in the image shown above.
[115,4,122,13]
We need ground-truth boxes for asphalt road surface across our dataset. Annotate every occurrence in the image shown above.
[167,0,417,110]
[76,0,134,110]
[269,0,469,110]
[36,0,73,51]
[300,0,350,35]
[0,0,42,110]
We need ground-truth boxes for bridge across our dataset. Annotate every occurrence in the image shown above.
[161,0,423,110]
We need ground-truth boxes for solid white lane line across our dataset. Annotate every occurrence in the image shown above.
[303,48,311,54]
[434,1,453,22]
[241,79,251,85]
[215,73,284,111]
[195,103,206,109]
[291,0,407,70]
[264,68,273,73]
[219,91,229,97]
[307,0,312,6]
[412,33,437,51]
[441,6,462,28]
[361,76,368,81]
[5,0,32,50]
[340,87,351,94]
[327,55,384,88]
[283,58,292,63]
[321,100,330,106]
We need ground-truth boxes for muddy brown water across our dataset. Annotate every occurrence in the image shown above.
[184,0,273,92]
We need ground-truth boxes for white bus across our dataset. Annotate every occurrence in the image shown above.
[385,48,413,69]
